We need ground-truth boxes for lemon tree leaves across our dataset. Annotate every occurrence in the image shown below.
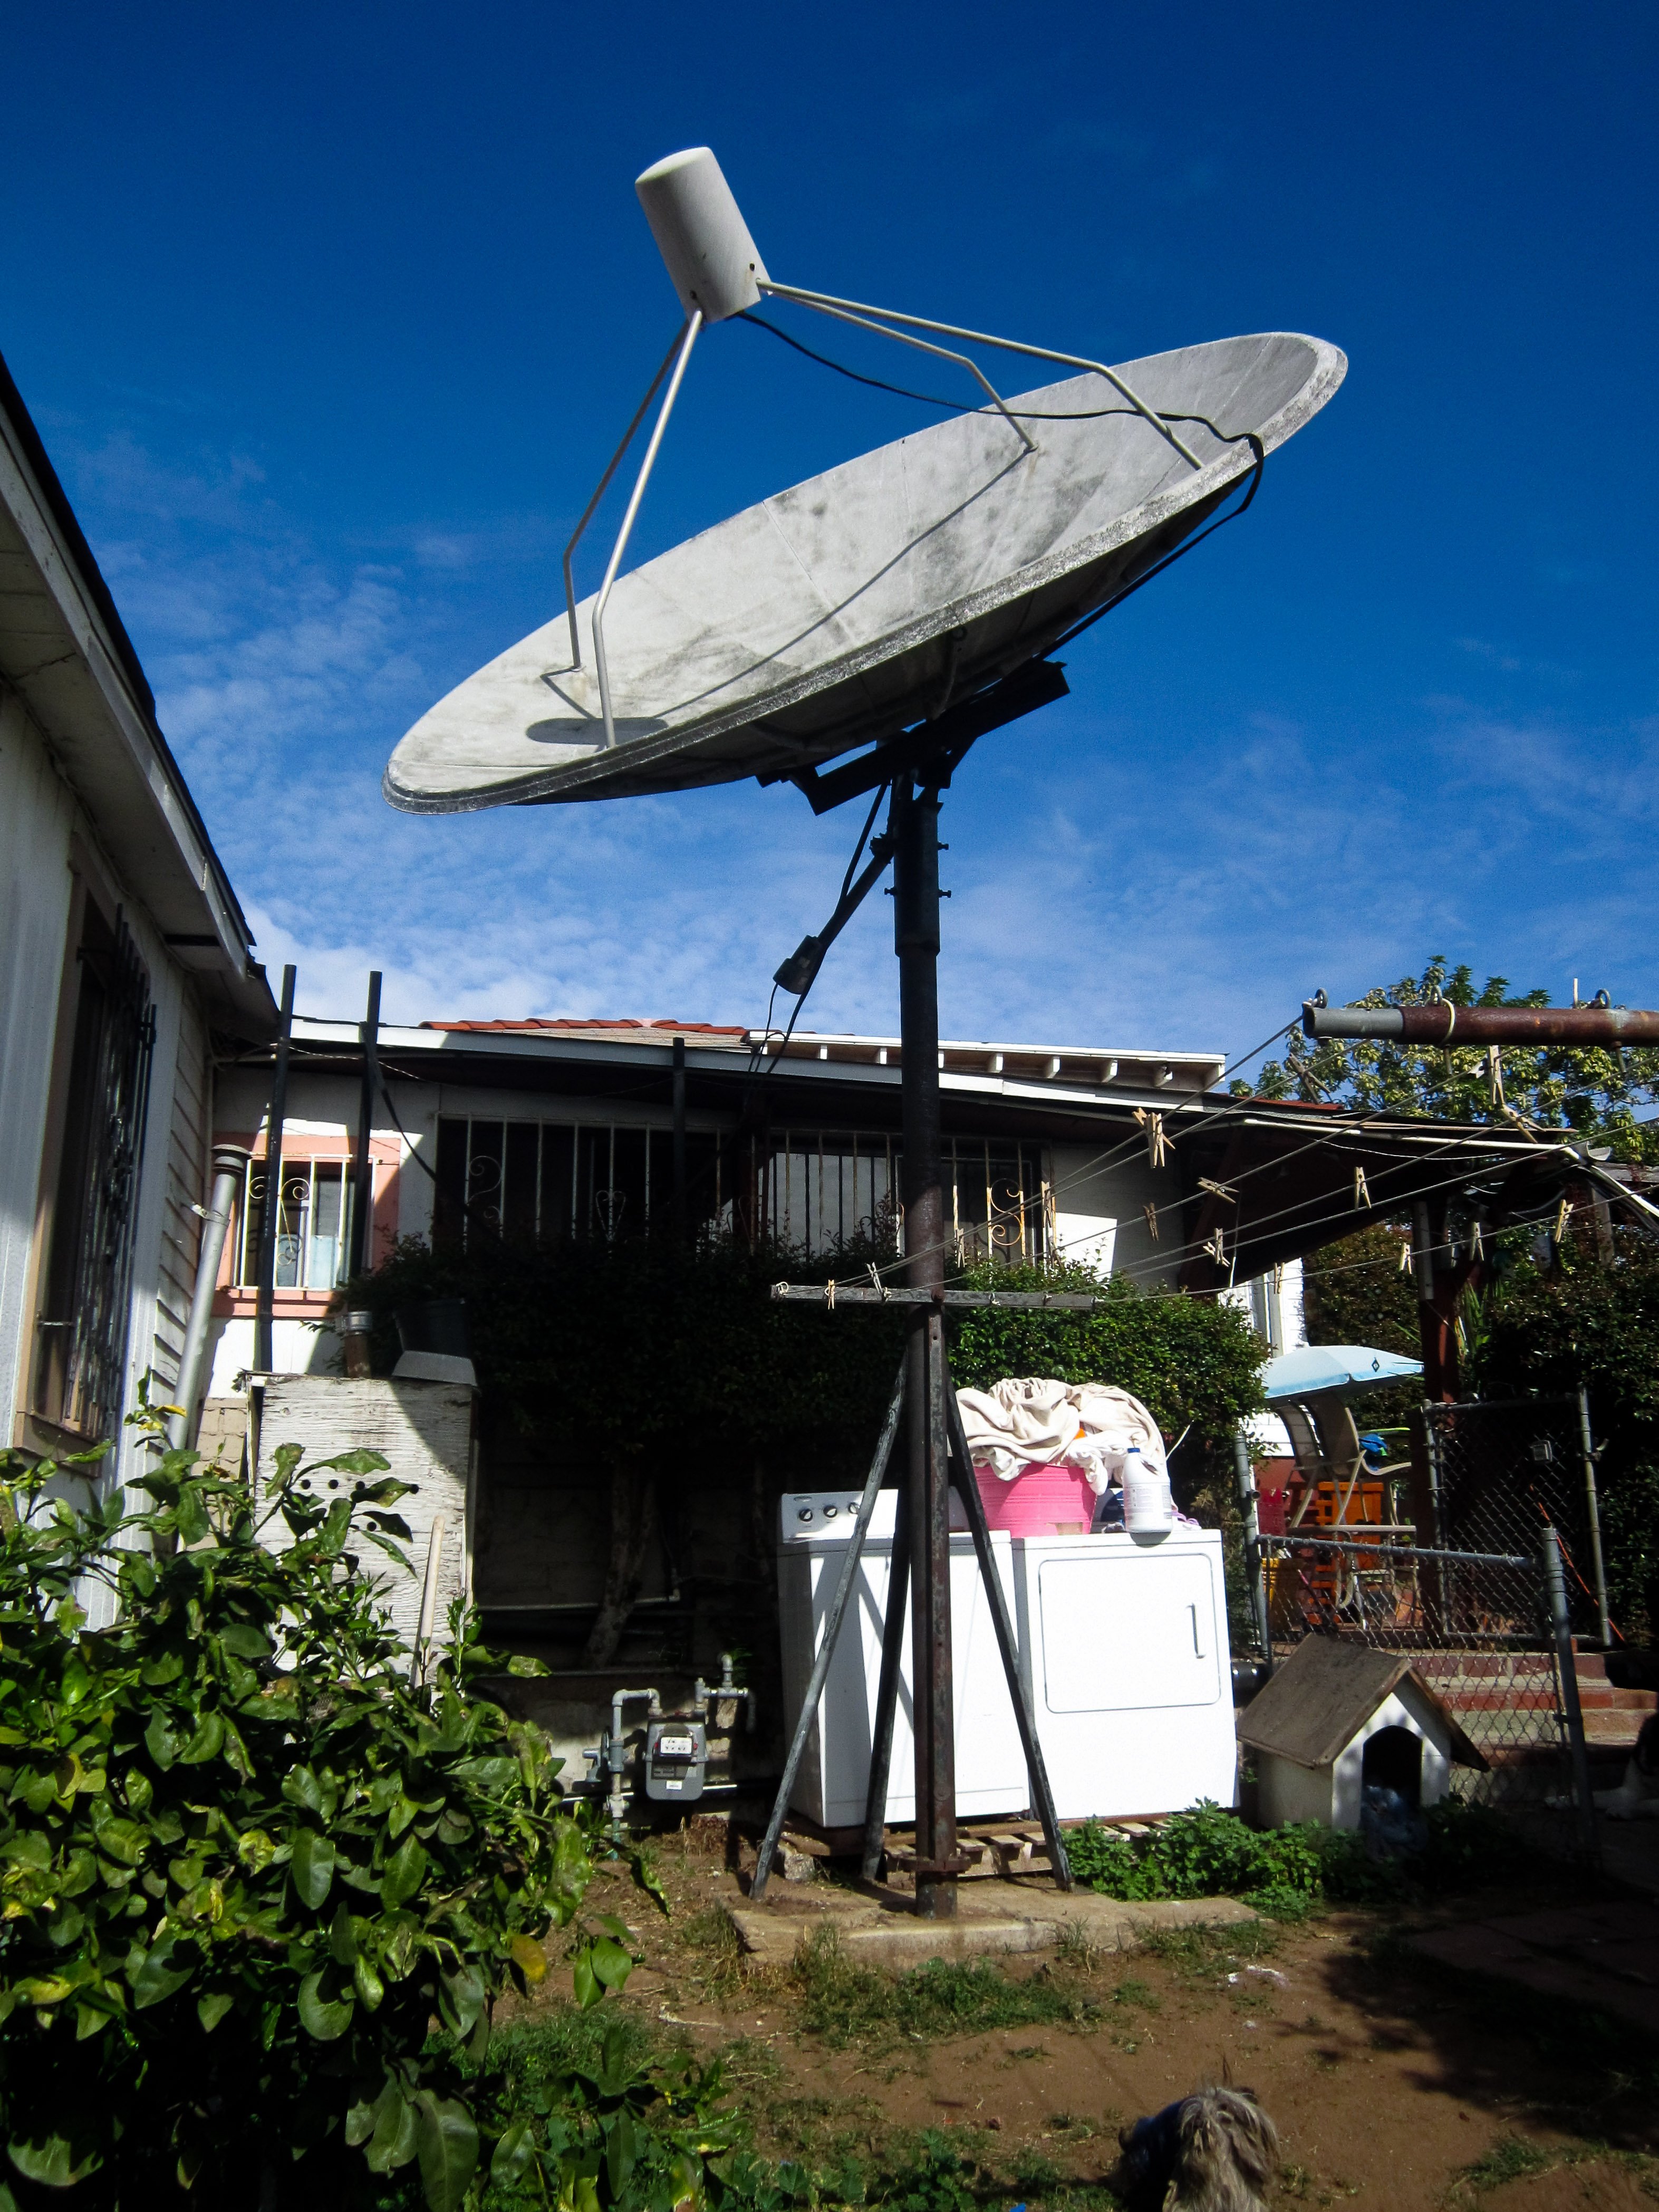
[290,1826,335,1909]
[0,1401,605,2212]
[414,2092,479,2212]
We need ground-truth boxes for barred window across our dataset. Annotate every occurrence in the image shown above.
[431,1118,1048,1265]
[31,906,156,1441]
[235,1157,366,1290]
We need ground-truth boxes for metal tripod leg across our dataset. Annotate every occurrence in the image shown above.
[751,1362,906,1901]
[944,1383,1072,1890]
[860,1477,913,1880]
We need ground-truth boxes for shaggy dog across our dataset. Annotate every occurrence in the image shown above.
[1113,2086,1280,2212]
[1595,1713,1659,1820]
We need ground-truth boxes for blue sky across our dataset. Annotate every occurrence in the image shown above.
[4,3,1656,1066]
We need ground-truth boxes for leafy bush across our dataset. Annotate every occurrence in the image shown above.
[948,1263,1266,1471]
[468,2015,739,2210]
[0,1397,632,2210]
[345,1239,1265,1479]
[1067,1797,1533,1919]
[1472,1228,1659,1641]
[1065,1801,1322,1915]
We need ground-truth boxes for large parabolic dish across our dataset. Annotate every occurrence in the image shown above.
[384,330,1345,815]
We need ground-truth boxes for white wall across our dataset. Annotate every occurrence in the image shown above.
[1047,1141,1182,1286]
[1221,1259,1305,1353]
[0,689,215,1624]
[0,692,77,1434]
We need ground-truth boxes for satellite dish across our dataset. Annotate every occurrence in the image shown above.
[384,147,1347,1920]
[384,329,1344,815]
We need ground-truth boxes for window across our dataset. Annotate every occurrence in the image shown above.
[431,1118,1049,1265]
[433,1120,722,1247]
[30,905,156,1441]
[234,1156,363,1290]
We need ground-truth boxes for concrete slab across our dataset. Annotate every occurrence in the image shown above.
[727,1882,1257,1969]
[1409,1899,1659,2036]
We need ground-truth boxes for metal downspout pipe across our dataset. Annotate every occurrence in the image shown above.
[167,1145,253,1452]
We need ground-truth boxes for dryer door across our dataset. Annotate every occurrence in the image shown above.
[1037,1550,1222,1713]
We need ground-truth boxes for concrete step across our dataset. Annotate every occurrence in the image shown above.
[1577,1684,1657,1711]
[727,1890,1257,1969]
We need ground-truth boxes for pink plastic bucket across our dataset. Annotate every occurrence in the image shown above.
[973,1459,1096,1536]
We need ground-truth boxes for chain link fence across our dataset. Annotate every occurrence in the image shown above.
[1424,1393,1610,1643]
[1244,1523,1597,1861]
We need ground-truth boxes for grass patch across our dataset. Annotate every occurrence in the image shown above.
[1457,2136,1551,2192]
[1137,1917,1283,1979]
[787,1930,1099,2052]
[680,1901,748,1998]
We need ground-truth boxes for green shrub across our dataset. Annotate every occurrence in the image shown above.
[948,1263,1266,1468]
[1065,1802,1323,1914]
[344,1240,1265,1479]
[1067,1796,1534,1920]
[0,1393,634,2210]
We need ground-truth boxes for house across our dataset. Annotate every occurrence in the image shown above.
[1237,1633,1486,1828]
[0,345,275,1596]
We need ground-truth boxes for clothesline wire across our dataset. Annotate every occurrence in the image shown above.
[1020,1142,1565,1300]
[852,1019,1303,1286]
[853,1026,1535,1293]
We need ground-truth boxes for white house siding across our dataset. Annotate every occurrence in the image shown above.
[1046,1141,1182,1288]
[0,691,79,1434]
[0,685,211,1611]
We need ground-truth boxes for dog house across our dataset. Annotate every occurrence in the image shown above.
[1237,1636,1486,1829]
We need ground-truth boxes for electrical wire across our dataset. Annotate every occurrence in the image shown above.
[738,311,1265,445]
[751,782,893,1081]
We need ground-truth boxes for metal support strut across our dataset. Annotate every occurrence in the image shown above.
[753,767,1070,1911]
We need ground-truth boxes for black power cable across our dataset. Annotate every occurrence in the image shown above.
[738,310,1263,446]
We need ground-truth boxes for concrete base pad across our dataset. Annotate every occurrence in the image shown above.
[727,1882,1257,1969]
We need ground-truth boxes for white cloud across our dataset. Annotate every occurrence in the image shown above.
[47,420,1659,1082]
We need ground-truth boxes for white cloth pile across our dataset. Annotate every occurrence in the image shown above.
[956,1376,1169,1495]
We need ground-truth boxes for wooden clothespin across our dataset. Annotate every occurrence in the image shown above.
[1203,1228,1227,1266]
[1143,1200,1159,1243]
[1554,1197,1571,1244]
[1397,1239,1413,1275]
[1469,1222,1484,1260]
[1354,1166,1372,1210]
[1198,1175,1237,1204]
[1133,1107,1169,1167]
[1487,1045,1505,1110]
[826,1278,837,1311]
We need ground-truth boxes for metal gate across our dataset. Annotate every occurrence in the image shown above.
[1250,1528,1597,1860]
[1424,1394,1609,1644]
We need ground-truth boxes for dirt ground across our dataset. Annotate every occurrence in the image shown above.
[515,1829,1659,2212]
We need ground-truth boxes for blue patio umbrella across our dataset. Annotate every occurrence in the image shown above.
[1260,1343,1422,1402]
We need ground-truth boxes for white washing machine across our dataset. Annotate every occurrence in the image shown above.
[1010,1528,1237,1819]
[776,1495,1235,1827]
[775,1490,1027,1828]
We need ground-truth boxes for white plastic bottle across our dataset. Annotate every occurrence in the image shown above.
[1123,1443,1173,1537]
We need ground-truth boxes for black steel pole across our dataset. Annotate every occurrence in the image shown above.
[892,773,958,1919]
[348,970,382,1282]
[253,965,296,1375]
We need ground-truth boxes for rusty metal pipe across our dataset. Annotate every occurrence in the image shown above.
[1303,1001,1659,1046]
